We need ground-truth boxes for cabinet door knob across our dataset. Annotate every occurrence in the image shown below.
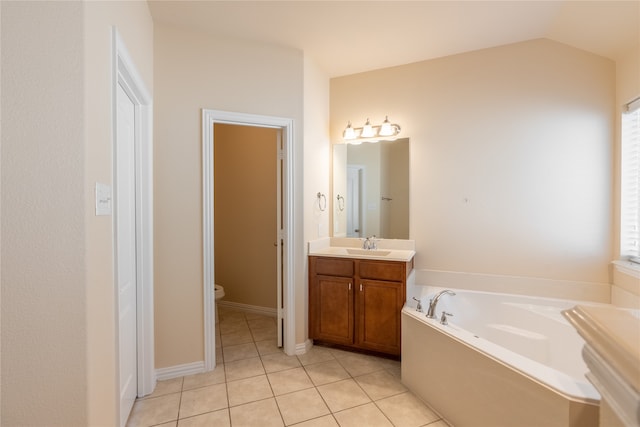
[360,283,363,292]
[348,282,351,290]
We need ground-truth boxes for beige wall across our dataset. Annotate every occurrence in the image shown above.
[1,1,153,425]
[302,56,331,346]
[2,3,86,425]
[214,124,277,309]
[331,39,615,289]
[154,24,305,368]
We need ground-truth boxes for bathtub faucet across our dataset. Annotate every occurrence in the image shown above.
[426,290,456,319]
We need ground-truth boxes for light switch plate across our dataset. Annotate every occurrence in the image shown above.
[95,182,112,216]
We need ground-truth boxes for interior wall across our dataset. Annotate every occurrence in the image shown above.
[214,124,277,310]
[382,140,410,239]
[2,2,86,425]
[331,39,615,293]
[154,24,304,368]
[302,55,331,349]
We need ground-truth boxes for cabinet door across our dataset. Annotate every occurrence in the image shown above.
[356,279,403,355]
[311,275,354,345]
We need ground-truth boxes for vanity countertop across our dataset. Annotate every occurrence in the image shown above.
[308,237,415,262]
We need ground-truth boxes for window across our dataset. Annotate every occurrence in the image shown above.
[621,97,640,264]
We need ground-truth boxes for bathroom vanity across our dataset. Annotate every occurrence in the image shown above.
[308,240,414,357]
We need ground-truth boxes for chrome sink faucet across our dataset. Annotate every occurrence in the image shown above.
[426,290,456,319]
[362,235,378,250]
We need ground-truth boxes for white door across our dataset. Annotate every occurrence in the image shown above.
[346,166,362,237]
[116,83,138,427]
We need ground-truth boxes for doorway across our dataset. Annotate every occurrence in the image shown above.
[202,109,295,370]
[213,123,279,327]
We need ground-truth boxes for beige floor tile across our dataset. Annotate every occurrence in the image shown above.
[224,356,265,381]
[227,374,273,407]
[267,367,314,396]
[177,408,230,427]
[385,363,402,379]
[251,325,278,341]
[244,311,273,320]
[143,377,183,399]
[219,320,250,335]
[256,338,282,356]
[229,397,284,427]
[275,387,330,425]
[297,346,335,366]
[261,351,302,373]
[216,346,224,363]
[425,419,451,427]
[126,392,180,427]
[154,423,177,427]
[333,402,393,427]
[327,347,355,359]
[182,365,225,391]
[218,309,246,323]
[221,329,254,346]
[291,415,339,427]
[304,359,350,386]
[336,353,385,377]
[354,369,407,401]
[179,383,228,419]
[316,379,371,413]
[248,316,277,330]
[223,342,258,362]
[376,392,440,427]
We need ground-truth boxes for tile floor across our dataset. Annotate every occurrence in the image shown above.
[126,307,450,427]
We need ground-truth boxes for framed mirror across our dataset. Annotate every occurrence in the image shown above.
[333,138,409,239]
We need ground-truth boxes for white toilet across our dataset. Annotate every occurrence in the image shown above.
[214,284,225,323]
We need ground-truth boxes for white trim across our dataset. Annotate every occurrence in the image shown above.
[612,259,640,279]
[112,28,155,401]
[202,109,297,371]
[217,301,277,317]
[155,361,205,381]
[295,339,313,355]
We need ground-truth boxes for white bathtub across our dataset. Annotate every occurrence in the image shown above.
[402,287,602,427]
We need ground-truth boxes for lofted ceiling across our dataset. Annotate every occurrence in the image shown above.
[148,1,640,77]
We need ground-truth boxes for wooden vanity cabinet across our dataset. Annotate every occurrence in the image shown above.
[309,255,412,356]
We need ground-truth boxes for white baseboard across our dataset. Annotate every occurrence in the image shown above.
[217,300,277,317]
[413,268,610,303]
[295,339,313,355]
[156,361,205,381]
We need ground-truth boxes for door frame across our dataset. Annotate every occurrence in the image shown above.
[202,109,295,369]
[112,28,155,402]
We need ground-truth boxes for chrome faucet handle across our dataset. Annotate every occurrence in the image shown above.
[412,297,423,313]
[362,237,370,250]
[440,311,453,325]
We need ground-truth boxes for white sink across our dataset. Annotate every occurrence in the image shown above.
[346,248,392,257]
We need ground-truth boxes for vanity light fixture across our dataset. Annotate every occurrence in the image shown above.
[342,116,401,144]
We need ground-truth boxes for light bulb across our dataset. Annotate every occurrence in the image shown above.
[343,121,356,140]
[379,116,395,137]
[361,118,376,138]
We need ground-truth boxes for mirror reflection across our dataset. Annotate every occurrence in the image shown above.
[333,138,409,239]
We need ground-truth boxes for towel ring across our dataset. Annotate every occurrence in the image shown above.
[317,192,327,211]
[336,195,345,211]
